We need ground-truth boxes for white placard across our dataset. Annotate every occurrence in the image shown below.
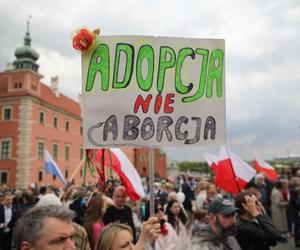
[82,36,226,148]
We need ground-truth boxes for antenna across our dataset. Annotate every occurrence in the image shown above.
[27,15,32,33]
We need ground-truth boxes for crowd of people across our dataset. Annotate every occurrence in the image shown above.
[1,168,300,250]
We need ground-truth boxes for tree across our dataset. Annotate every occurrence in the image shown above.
[178,161,212,174]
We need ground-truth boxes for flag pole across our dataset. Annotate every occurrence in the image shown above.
[68,158,85,182]
[149,148,155,216]
[225,146,241,193]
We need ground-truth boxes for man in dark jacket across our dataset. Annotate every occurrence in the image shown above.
[235,191,286,250]
[190,198,241,250]
[181,176,195,213]
[103,186,136,241]
[0,192,14,250]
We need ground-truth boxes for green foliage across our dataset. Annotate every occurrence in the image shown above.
[178,161,212,174]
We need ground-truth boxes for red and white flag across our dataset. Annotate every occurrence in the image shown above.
[93,148,145,200]
[204,153,219,173]
[207,146,256,194]
[254,158,278,181]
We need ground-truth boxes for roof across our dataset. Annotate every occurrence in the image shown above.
[0,71,81,118]
[40,83,81,117]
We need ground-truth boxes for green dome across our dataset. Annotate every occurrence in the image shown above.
[12,21,40,72]
[15,45,39,60]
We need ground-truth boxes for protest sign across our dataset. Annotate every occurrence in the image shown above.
[82,36,225,148]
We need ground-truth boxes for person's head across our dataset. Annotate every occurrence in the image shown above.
[83,194,104,244]
[153,200,165,221]
[39,186,47,196]
[15,189,23,198]
[86,194,103,219]
[255,173,265,185]
[290,177,300,188]
[167,191,177,201]
[197,180,208,193]
[282,178,289,189]
[208,198,237,237]
[0,192,4,204]
[187,175,193,183]
[14,205,75,250]
[22,190,35,204]
[95,223,133,250]
[206,183,217,196]
[113,186,126,209]
[3,192,14,207]
[193,208,208,223]
[296,169,300,178]
[274,180,283,190]
[165,199,187,227]
[235,190,262,217]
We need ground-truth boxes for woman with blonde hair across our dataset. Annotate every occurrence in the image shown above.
[95,217,160,250]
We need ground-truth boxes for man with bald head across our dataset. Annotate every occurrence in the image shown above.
[103,186,136,241]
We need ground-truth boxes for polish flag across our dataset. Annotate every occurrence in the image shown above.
[254,158,278,181]
[213,146,256,194]
[93,148,145,200]
[204,153,218,173]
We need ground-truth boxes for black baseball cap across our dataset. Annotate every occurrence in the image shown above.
[208,198,237,215]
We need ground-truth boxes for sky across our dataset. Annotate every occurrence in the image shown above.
[0,0,300,162]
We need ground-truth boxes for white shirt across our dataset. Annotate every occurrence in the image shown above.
[4,205,12,232]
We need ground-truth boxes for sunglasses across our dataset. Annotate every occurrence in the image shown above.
[155,207,164,213]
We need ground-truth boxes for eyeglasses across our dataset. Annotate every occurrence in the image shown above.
[155,207,164,213]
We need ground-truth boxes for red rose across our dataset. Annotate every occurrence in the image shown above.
[72,28,95,52]
[160,224,168,235]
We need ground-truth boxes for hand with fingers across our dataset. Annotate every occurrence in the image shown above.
[135,217,161,250]
[242,195,260,218]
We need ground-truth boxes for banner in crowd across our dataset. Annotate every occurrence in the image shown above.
[82,36,226,148]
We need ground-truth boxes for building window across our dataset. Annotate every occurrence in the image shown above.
[14,82,22,89]
[140,153,146,162]
[0,140,11,159]
[31,84,37,91]
[80,147,84,159]
[65,121,69,131]
[65,169,68,178]
[80,169,83,177]
[3,107,12,121]
[53,175,56,180]
[39,112,45,124]
[80,126,83,135]
[53,116,58,128]
[38,170,43,181]
[65,145,70,160]
[37,142,44,160]
[0,171,8,185]
[53,144,58,160]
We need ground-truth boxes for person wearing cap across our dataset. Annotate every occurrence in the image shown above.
[189,197,241,250]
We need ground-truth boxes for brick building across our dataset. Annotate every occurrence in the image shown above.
[0,22,89,188]
[0,23,167,188]
[134,148,167,179]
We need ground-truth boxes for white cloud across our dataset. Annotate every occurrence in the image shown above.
[37,48,81,100]
[231,133,256,145]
